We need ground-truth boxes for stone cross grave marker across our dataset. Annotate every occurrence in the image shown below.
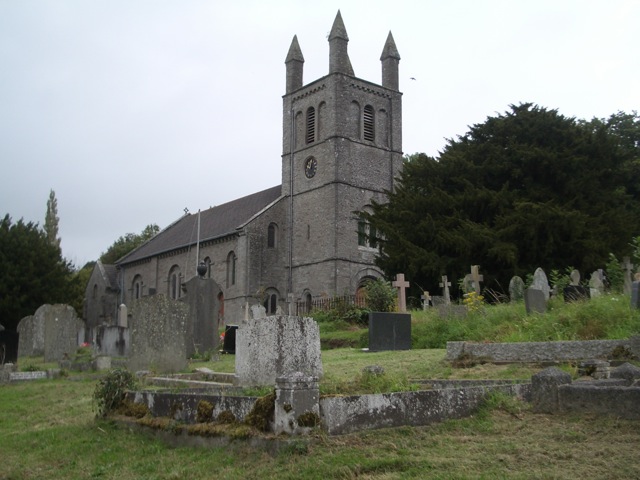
[420,291,431,310]
[439,275,451,305]
[392,274,410,313]
[469,265,483,295]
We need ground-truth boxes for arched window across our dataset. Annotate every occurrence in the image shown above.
[267,223,278,249]
[168,265,181,299]
[363,105,375,142]
[305,292,313,314]
[306,106,315,144]
[132,275,143,300]
[263,293,277,315]
[226,251,237,287]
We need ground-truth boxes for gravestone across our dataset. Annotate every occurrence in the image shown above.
[437,305,468,319]
[439,276,452,305]
[524,288,546,314]
[421,291,431,310]
[631,281,640,310]
[222,324,238,354]
[531,268,551,300]
[181,275,222,357]
[431,296,445,307]
[128,295,189,373]
[368,312,411,351]
[40,304,83,363]
[468,265,483,294]
[17,314,44,358]
[117,304,128,328]
[589,270,605,298]
[622,257,633,296]
[392,273,410,313]
[508,276,525,302]
[569,269,580,286]
[235,315,322,387]
[250,304,267,319]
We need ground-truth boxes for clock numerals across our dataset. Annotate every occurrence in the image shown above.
[304,157,317,178]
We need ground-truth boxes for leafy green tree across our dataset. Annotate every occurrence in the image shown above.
[366,104,640,299]
[44,189,60,249]
[100,224,159,264]
[0,215,79,331]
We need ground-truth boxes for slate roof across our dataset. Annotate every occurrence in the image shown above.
[117,185,282,265]
[100,262,119,290]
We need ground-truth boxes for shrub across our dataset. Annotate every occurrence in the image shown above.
[93,368,136,418]
[364,278,396,312]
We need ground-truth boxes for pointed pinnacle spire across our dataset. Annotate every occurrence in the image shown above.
[380,31,401,61]
[329,10,349,42]
[285,35,304,63]
[328,10,354,76]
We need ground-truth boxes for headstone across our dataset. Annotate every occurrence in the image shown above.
[431,295,445,307]
[17,314,44,358]
[117,304,128,328]
[128,295,189,373]
[439,276,452,305]
[508,276,525,302]
[40,304,83,363]
[181,276,222,357]
[235,315,322,387]
[469,265,483,295]
[631,281,640,310]
[563,285,590,302]
[274,372,320,435]
[222,325,238,354]
[250,303,267,319]
[437,305,468,319]
[569,269,580,286]
[589,270,605,298]
[420,291,431,310]
[622,257,633,296]
[524,288,546,314]
[392,274,410,313]
[531,268,551,300]
[531,367,572,414]
[368,312,411,351]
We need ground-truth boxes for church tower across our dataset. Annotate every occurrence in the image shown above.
[282,11,403,301]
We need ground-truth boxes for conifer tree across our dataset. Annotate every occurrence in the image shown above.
[44,189,61,250]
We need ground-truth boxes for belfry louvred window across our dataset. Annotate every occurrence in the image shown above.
[306,107,315,144]
[363,105,375,142]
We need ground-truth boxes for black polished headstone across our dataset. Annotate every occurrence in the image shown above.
[563,285,590,302]
[368,312,411,351]
[222,325,238,354]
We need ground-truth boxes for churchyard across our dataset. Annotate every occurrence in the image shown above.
[2,265,640,478]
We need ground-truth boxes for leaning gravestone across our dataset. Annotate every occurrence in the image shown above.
[181,275,222,357]
[40,304,83,363]
[17,314,44,358]
[524,288,546,314]
[531,268,551,300]
[129,296,189,373]
[235,315,322,387]
[508,276,525,302]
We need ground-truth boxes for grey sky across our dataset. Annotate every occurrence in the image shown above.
[1,0,637,267]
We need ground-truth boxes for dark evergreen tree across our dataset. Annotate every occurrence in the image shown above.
[366,104,640,299]
[44,189,61,249]
[0,215,78,331]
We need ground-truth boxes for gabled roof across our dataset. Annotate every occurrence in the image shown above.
[117,185,282,265]
[101,263,119,290]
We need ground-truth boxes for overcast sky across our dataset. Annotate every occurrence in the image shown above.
[1,0,638,268]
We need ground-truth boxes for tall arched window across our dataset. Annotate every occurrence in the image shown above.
[168,265,181,299]
[363,105,375,142]
[306,106,315,144]
[267,223,278,249]
[226,251,237,287]
[132,275,143,300]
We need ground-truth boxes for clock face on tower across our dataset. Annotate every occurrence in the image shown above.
[304,157,317,178]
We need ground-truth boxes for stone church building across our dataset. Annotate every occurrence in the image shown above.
[84,11,403,334]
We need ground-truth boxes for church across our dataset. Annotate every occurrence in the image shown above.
[84,11,403,334]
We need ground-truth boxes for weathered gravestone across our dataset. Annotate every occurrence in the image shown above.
[17,314,44,358]
[368,312,411,351]
[181,275,222,357]
[622,257,634,296]
[531,268,551,300]
[632,281,640,310]
[40,304,83,363]
[439,276,452,305]
[235,315,322,387]
[563,269,589,302]
[524,288,546,314]
[569,269,580,286]
[508,276,525,302]
[589,270,605,298]
[250,303,267,319]
[437,304,468,319]
[128,296,189,373]
[463,265,483,295]
[421,291,431,310]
